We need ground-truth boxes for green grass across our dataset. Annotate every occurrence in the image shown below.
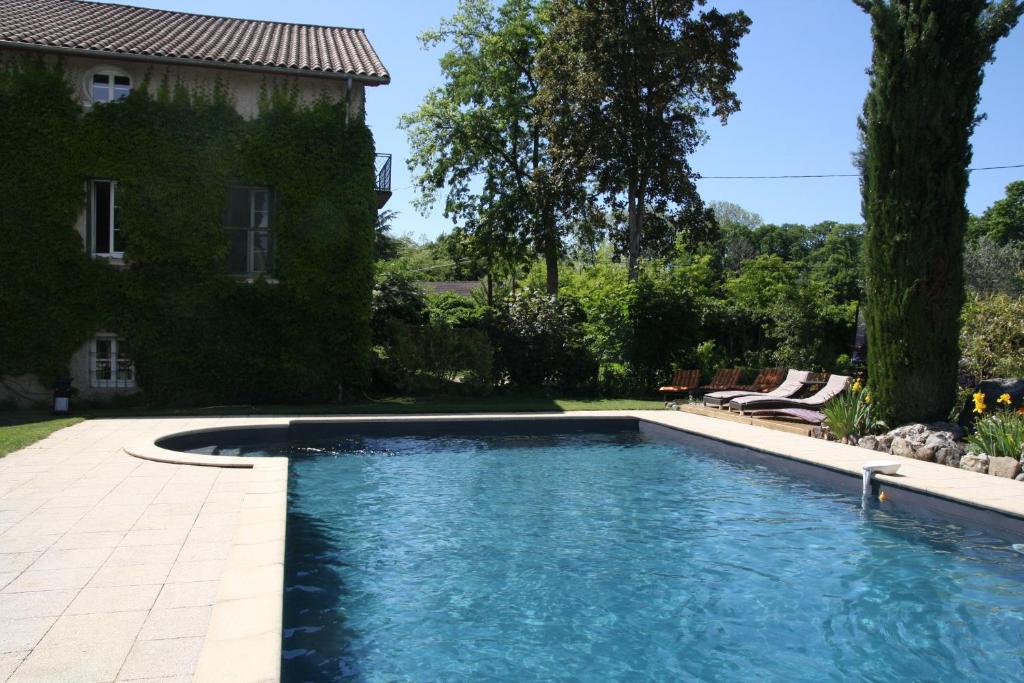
[0,415,84,457]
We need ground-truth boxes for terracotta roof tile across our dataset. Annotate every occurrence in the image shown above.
[0,0,389,82]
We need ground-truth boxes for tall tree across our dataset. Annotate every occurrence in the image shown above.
[535,0,750,280]
[401,0,581,294]
[967,180,1024,244]
[857,0,1022,424]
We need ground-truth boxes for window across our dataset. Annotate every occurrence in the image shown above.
[225,187,273,276]
[90,336,135,388]
[91,72,131,103]
[90,180,124,258]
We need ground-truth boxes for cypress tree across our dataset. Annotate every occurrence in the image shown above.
[856,0,1022,424]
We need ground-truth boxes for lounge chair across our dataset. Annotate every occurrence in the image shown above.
[728,374,849,414]
[658,369,700,404]
[747,407,825,425]
[703,369,811,408]
[695,368,743,396]
[733,367,785,392]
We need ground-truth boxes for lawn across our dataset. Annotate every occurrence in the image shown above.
[0,415,84,457]
[80,394,665,418]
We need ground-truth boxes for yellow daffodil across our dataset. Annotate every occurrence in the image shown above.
[973,391,987,415]
[851,378,863,392]
[997,393,1012,406]
[863,393,872,404]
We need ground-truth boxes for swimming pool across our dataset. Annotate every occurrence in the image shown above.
[173,421,1024,681]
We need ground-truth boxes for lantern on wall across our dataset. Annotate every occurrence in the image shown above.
[52,377,72,415]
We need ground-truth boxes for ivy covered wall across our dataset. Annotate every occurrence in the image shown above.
[0,59,376,405]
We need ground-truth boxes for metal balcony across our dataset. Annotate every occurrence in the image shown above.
[375,153,392,208]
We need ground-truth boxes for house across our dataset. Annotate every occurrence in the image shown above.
[0,0,390,407]
[417,281,485,298]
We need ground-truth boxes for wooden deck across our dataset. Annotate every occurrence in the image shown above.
[673,403,816,437]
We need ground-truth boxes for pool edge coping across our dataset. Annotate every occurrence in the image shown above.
[124,438,287,683]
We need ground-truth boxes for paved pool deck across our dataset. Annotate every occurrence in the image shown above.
[1,411,1022,682]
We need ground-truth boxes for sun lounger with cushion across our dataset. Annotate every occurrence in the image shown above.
[747,407,826,425]
[728,374,849,414]
[703,369,811,408]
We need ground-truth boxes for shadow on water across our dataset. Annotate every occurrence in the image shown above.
[283,508,364,683]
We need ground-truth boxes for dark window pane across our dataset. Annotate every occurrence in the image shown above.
[225,229,248,274]
[252,231,270,274]
[253,191,270,228]
[112,186,125,254]
[94,339,112,381]
[91,74,110,102]
[226,187,250,227]
[113,76,130,100]
[94,181,111,254]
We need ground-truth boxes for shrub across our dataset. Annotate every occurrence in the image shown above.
[384,322,493,393]
[967,411,1024,459]
[426,292,487,328]
[823,381,884,442]
[490,289,596,389]
[372,271,428,344]
[960,292,1024,382]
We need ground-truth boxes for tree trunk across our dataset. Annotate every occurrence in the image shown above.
[626,183,644,281]
[541,204,559,295]
[858,1,1019,424]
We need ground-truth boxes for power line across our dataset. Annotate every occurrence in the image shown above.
[696,163,1024,180]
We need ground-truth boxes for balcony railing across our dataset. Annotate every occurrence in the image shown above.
[375,153,392,195]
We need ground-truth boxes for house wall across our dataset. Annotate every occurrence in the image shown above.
[1,48,374,408]
[1,49,366,119]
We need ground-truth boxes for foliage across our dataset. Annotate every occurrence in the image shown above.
[489,288,597,388]
[401,0,586,294]
[384,323,494,392]
[960,292,1024,382]
[372,271,429,344]
[0,60,377,404]
[967,410,1024,459]
[536,0,749,279]
[967,180,1024,244]
[0,60,108,381]
[426,292,488,328]
[823,381,883,443]
[856,0,1022,424]
[963,236,1024,296]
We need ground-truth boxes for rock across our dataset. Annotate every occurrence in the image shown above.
[988,456,1021,479]
[958,378,1024,430]
[858,435,878,451]
[914,444,938,463]
[935,447,962,468]
[880,423,966,465]
[891,437,916,458]
[1016,473,1024,482]
[960,453,990,474]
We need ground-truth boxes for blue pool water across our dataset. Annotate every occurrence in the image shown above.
[273,432,1024,681]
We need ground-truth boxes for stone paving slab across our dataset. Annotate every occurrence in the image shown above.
[0,418,274,683]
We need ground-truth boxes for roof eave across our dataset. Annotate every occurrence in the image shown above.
[0,41,391,85]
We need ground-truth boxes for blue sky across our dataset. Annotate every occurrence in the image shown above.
[126,0,1022,239]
